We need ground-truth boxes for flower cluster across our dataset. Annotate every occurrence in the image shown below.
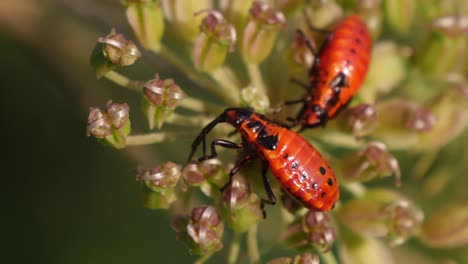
[86,1,468,263]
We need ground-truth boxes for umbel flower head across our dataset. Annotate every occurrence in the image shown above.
[86,1,468,263]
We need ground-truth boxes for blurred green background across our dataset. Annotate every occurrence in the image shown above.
[0,0,194,263]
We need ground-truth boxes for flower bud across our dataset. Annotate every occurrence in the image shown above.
[360,41,407,103]
[242,1,286,64]
[182,159,227,198]
[275,0,306,18]
[142,74,185,129]
[161,0,212,43]
[413,78,468,150]
[413,15,468,78]
[337,142,401,186]
[267,253,319,264]
[419,202,468,249]
[193,10,236,72]
[241,85,270,113]
[383,0,415,34]
[136,162,181,209]
[219,0,254,33]
[137,162,181,191]
[86,101,131,149]
[335,103,377,140]
[172,206,224,255]
[286,31,316,76]
[124,0,164,52]
[337,189,424,246]
[340,236,394,264]
[284,211,336,252]
[355,0,383,38]
[373,98,437,150]
[90,31,141,78]
[301,0,343,36]
[220,174,263,233]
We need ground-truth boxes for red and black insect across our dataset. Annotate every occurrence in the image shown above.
[287,15,372,130]
[188,108,339,211]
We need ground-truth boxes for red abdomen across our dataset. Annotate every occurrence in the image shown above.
[301,15,372,128]
[260,128,339,210]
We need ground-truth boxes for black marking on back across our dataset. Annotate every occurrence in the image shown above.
[292,162,298,170]
[327,178,333,186]
[350,48,357,54]
[246,120,264,133]
[256,128,279,150]
[301,172,308,180]
[319,166,326,175]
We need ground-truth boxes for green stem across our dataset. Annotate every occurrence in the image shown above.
[168,113,213,128]
[126,132,178,146]
[104,71,141,92]
[158,44,238,106]
[210,67,241,104]
[246,63,268,101]
[228,233,242,264]
[320,251,339,264]
[194,252,213,264]
[247,225,260,264]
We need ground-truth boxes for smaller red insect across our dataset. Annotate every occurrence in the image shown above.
[188,108,339,212]
[286,15,372,130]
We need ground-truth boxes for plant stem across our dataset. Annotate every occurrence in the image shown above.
[104,71,141,92]
[321,251,339,264]
[126,132,177,146]
[158,45,238,106]
[246,63,268,100]
[194,252,213,264]
[168,113,213,128]
[228,233,242,264]
[247,225,260,264]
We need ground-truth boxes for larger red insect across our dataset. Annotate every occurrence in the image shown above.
[288,15,372,130]
[188,108,339,211]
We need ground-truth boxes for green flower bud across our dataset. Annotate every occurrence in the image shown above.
[413,15,468,78]
[182,159,227,199]
[136,162,181,209]
[90,31,141,78]
[383,0,415,34]
[86,101,131,149]
[240,85,270,112]
[286,31,316,76]
[360,41,407,103]
[193,10,236,72]
[337,189,424,246]
[275,0,306,18]
[161,0,212,43]
[219,0,254,33]
[220,174,263,233]
[302,0,343,32]
[419,202,468,249]
[336,142,400,185]
[373,98,437,150]
[334,103,377,140]
[124,0,164,52]
[172,206,224,255]
[242,1,286,64]
[142,74,185,129]
[284,211,336,252]
[413,78,468,151]
[340,235,394,264]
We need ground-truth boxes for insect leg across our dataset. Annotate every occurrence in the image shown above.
[220,155,255,192]
[260,161,276,206]
[201,139,243,161]
[187,111,229,162]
